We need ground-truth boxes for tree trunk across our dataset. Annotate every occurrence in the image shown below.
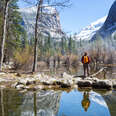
[0,0,10,71]
[32,0,43,72]
[1,89,5,116]
[33,93,37,116]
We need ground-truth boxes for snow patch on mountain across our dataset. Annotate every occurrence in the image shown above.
[74,16,107,41]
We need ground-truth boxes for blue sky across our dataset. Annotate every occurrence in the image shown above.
[18,0,115,34]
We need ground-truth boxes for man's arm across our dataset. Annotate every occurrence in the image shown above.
[81,56,84,63]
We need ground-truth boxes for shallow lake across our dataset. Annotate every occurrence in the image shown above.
[0,89,116,116]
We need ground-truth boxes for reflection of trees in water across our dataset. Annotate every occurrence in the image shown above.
[0,89,61,116]
[0,89,23,116]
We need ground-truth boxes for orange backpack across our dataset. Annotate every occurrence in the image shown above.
[84,56,89,63]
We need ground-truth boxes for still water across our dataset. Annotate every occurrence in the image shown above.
[0,89,116,116]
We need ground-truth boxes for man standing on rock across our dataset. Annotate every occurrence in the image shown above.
[81,52,90,77]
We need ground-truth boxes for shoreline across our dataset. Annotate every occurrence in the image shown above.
[0,71,116,92]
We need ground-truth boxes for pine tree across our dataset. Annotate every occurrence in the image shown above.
[0,0,27,68]
[6,0,27,61]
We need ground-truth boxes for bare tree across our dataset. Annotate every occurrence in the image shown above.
[0,0,11,71]
[32,0,43,72]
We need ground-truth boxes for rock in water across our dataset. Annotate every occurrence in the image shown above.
[92,80,112,90]
[77,80,93,87]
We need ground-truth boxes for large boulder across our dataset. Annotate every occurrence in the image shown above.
[77,80,93,87]
[52,81,71,88]
[92,80,112,90]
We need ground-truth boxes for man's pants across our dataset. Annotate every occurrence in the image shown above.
[83,63,89,76]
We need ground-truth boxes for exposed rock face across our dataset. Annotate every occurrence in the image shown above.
[92,1,116,40]
[19,6,64,39]
[102,1,116,31]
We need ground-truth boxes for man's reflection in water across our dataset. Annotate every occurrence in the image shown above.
[81,92,90,112]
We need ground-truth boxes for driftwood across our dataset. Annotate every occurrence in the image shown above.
[90,67,107,77]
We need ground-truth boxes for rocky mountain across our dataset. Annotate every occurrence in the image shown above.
[92,0,116,40]
[74,17,106,41]
[19,6,64,39]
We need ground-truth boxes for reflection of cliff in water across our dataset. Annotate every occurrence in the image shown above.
[21,91,61,116]
[0,89,61,116]
[103,91,116,116]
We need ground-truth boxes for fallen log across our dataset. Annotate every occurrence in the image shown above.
[90,67,107,77]
[74,67,107,78]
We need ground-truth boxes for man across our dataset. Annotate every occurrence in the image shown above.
[81,52,90,77]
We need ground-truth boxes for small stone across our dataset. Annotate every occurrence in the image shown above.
[16,84,25,90]
[16,73,21,77]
